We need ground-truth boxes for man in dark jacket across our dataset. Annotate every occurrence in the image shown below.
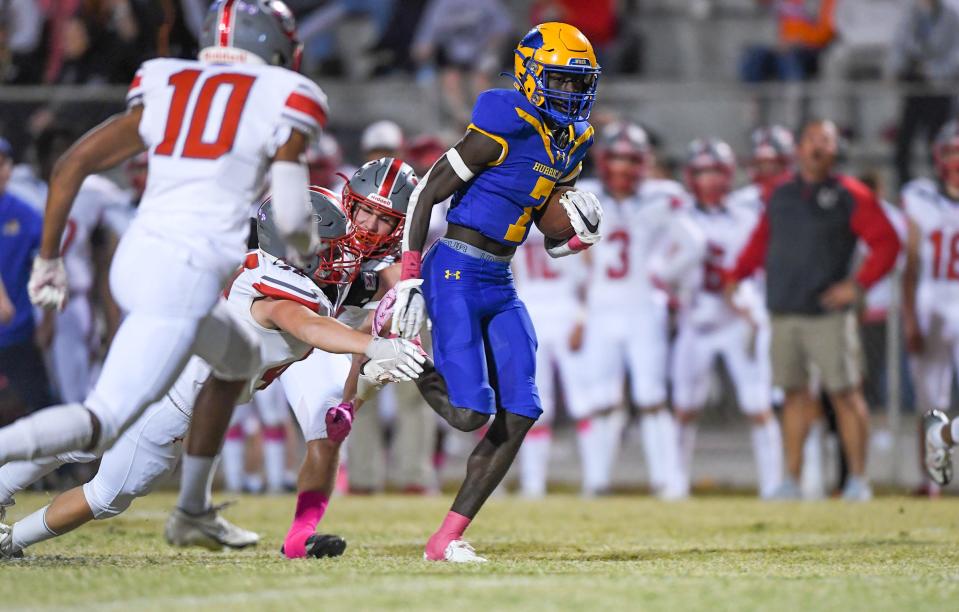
[726,119,900,501]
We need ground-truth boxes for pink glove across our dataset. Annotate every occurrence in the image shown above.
[325,401,355,443]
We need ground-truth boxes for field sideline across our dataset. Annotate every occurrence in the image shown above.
[3,492,959,611]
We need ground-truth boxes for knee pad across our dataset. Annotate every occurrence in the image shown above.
[211,325,261,382]
[83,478,135,520]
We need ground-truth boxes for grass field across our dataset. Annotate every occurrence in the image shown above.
[3,492,959,611]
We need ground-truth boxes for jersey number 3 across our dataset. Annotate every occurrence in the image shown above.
[155,70,256,160]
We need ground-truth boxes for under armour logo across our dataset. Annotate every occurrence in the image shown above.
[445,270,461,280]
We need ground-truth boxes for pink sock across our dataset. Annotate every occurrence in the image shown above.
[425,511,471,560]
[283,491,329,559]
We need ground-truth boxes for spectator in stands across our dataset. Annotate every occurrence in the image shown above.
[411,0,512,126]
[889,0,959,188]
[741,0,837,82]
[818,0,903,137]
[0,0,45,84]
[726,119,900,501]
[0,137,53,416]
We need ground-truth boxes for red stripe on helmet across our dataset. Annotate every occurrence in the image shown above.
[378,157,403,197]
[284,92,328,127]
[218,0,236,48]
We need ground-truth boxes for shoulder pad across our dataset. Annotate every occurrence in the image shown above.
[469,89,526,139]
[280,74,329,138]
[252,256,329,314]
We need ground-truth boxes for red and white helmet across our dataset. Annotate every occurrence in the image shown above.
[596,121,650,195]
[341,158,418,257]
[684,138,736,205]
[405,134,446,176]
[749,125,794,186]
[199,0,302,71]
[934,120,959,189]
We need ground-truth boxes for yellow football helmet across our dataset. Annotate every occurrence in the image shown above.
[512,22,601,127]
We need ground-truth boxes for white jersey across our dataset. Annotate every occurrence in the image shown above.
[862,201,906,317]
[127,58,328,264]
[680,203,765,329]
[223,249,332,402]
[727,183,765,215]
[902,178,959,303]
[577,178,688,312]
[63,175,133,293]
[513,228,586,331]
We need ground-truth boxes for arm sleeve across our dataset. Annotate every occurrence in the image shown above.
[729,212,769,281]
[845,177,901,289]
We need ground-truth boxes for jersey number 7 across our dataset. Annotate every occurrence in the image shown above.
[155,69,256,160]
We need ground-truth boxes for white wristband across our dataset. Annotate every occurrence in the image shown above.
[445,148,474,182]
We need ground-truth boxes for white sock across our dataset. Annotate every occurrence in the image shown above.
[263,439,286,493]
[11,505,56,552]
[677,420,697,494]
[0,404,94,463]
[177,455,217,515]
[0,457,69,505]
[656,411,681,494]
[519,428,551,498]
[220,438,245,493]
[577,418,607,494]
[801,421,825,499]
[751,419,783,499]
[640,414,663,490]
[599,410,627,490]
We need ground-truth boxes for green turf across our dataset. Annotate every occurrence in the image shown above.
[3,492,959,611]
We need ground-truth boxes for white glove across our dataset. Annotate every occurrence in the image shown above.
[559,190,603,246]
[389,278,426,339]
[363,336,426,381]
[28,257,68,311]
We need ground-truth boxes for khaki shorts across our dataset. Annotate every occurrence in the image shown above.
[770,311,862,393]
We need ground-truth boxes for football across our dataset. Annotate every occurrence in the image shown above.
[535,186,576,241]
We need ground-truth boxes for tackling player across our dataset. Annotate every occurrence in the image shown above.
[0,188,422,557]
[907,121,959,487]
[391,23,603,561]
[574,121,687,499]
[664,139,782,499]
[0,1,342,469]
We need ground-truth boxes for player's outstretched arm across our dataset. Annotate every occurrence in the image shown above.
[256,298,425,381]
[392,130,502,338]
[30,107,146,310]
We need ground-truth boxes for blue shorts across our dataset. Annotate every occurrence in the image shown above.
[422,239,542,420]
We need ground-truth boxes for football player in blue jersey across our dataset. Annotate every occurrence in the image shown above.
[390,22,604,562]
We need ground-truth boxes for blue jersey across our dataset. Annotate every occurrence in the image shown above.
[0,191,43,347]
[446,89,594,247]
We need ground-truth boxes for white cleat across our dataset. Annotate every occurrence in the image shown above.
[0,523,23,559]
[424,540,488,563]
[164,504,260,551]
[923,410,953,486]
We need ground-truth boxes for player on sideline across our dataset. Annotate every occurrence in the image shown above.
[391,22,603,562]
[0,188,422,558]
[574,121,687,499]
[664,139,782,499]
[728,125,795,214]
[909,122,959,486]
[0,1,337,467]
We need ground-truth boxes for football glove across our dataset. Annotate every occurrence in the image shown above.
[363,336,425,381]
[28,257,68,311]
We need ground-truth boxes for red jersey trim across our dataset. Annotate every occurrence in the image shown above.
[253,281,320,312]
[284,92,328,128]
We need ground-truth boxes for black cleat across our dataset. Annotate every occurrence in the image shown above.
[280,534,347,559]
